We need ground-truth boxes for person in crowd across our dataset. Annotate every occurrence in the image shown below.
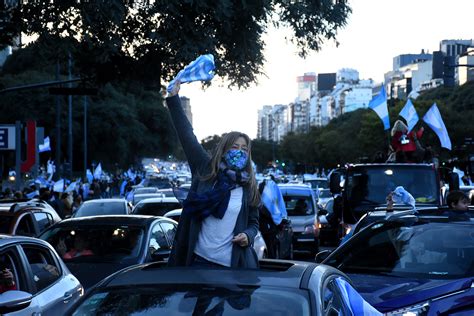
[390,120,424,163]
[59,233,94,259]
[165,81,259,268]
[0,263,16,294]
[72,194,83,214]
[444,190,470,221]
[13,191,24,200]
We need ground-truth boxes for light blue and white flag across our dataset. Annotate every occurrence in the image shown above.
[38,136,51,153]
[127,168,136,181]
[261,179,287,225]
[86,169,94,183]
[167,54,215,93]
[93,163,102,180]
[26,190,39,199]
[399,99,419,133]
[335,278,383,316]
[369,85,390,130]
[120,180,128,196]
[423,103,451,150]
[53,179,64,193]
[65,179,79,193]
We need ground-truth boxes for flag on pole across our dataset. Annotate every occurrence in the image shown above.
[65,179,79,193]
[368,85,390,130]
[38,136,51,153]
[261,179,287,225]
[53,179,64,193]
[399,99,419,133]
[422,103,451,150]
[93,163,102,180]
[86,169,94,183]
[167,54,215,93]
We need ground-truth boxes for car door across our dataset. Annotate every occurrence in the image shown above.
[18,244,82,315]
[14,213,37,237]
[32,212,54,235]
[147,223,172,261]
[159,221,177,249]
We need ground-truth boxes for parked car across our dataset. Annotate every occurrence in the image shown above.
[66,260,377,315]
[317,198,340,246]
[162,208,269,260]
[0,199,62,237]
[319,212,474,315]
[0,235,82,315]
[132,193,166,205]
[317,188,333,209]
[72,198,132,218]
[278,184,321,256]
[39,215,178,289]
[132,197,182,217]
[132,187,159,195]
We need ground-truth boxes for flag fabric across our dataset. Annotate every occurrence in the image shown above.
[53,179,64,193]
[399,99,419,133]
[93,163,102,180]
[120,180,128,196]
[369,85,390,130]
[335,278,383,316]
[38,136,51,153]
[392,186,416,209]
[26,190,39,199]
[65,180,79,193]
[86,169,94,183]
[453,167,466,187]
[423,103,452,150]
[167,54,215,93]
[261,179,287,225]
[127,168,136,181]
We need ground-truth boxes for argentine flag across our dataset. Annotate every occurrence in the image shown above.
[368,85,390,130]
[53,179,64,193]
[167,54,215,93]
[261,180,287,225]
[423,103,451,150]
[93,163,103,180]
[399,99,419,133]
[38,136,51,153]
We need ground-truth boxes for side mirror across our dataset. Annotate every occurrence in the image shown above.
[0,291,33,314]
[315,250,331,263]
[329,172,342,194]
[317,209,328,216]
[448,172,460,191]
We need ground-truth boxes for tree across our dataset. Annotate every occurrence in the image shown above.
[1,0,351,88]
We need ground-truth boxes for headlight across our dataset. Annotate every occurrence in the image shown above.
[385,301,429,316]
[303,225,315,234]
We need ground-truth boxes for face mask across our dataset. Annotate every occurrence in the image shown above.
[224,149,248,170]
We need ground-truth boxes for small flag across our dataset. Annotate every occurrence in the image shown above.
[167,54,215,93]
[261,180,287,225]
[65,180,79,193]
[38,136,51,153]
[93,163,102,180]
[422,103,451,150]
[86,169,94,183]
[369,85,390,130]
[53,179,65,193]
[399,99,419,133]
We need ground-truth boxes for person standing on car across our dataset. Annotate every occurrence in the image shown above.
[165,81,260,269]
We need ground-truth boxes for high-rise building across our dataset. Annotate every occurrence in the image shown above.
[458,48,474,85]
[440,39,474,57]
[317,73,336,94]
[296,73,317,102]
[393,50,432,71]
[179,96,193,125]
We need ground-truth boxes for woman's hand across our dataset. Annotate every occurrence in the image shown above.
[232,233,249,247]
[167,80,181,97]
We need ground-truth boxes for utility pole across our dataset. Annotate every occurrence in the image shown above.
[68,52,73,179]
[55,60,61,180]
[84,96,88,181]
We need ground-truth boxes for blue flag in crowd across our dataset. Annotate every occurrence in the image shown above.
[53,179,64,193]
[94,163,102,180]
[368,85,390,130]
[335,278,382,316]
[423,103,451,150]
[167,54,215,93]
[127,168,136,181]
[86,169,94,183]
[120,180,128,197]
[399,99,419,133]
[261,179,287,225]
[38,136,51,153]
[65,180,79,193]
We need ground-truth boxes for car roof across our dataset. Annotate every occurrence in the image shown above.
[0,234,51,246]
[83,198,127,204]
[278,184,314,196]
[136,197,179,204]
[53,215,163,227]
[99,260,320,290]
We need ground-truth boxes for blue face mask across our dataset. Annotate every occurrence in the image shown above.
[224,149,248,170]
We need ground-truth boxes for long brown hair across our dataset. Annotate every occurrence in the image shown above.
[202,131,260,207]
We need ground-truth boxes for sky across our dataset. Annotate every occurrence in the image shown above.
[177,0,474,141]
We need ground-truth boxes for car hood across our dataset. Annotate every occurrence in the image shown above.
[348,273,473,313]
[66,262,134,290]
[288,216,314,232]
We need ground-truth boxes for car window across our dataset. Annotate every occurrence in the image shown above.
[0,215,14,234]
[134,202,182,216]
[0,250,22,293]
[22,246,61,293]
[16,214,36,236]
[284,196,314,216]
[149,224,169,254]
[34,212,52,232]
[160,222,177,247]
[74,201,126,217]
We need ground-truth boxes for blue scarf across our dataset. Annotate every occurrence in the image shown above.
[182,164,249,220]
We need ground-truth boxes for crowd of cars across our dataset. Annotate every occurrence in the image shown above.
[0,163,472,315]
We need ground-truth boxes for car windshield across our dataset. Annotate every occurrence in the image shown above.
[74,201,126,217]
[347,166,438,206]
[72,285,310,315]
[325,221,474,279]
[134,188,158,195]
[284,196,314,216]
[133,202,181,216]
[305,179,328,189]
[145,178,172,189]
[41,226,144,263]
[0,215,13,233]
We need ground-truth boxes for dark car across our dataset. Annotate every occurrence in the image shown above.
[320,213,474,315]
[72,198,133,218]
[39,215,177,290]
[67,260,378,315]
[0,199,62,237]
[0,235,82,315]
[132,197,182,217]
